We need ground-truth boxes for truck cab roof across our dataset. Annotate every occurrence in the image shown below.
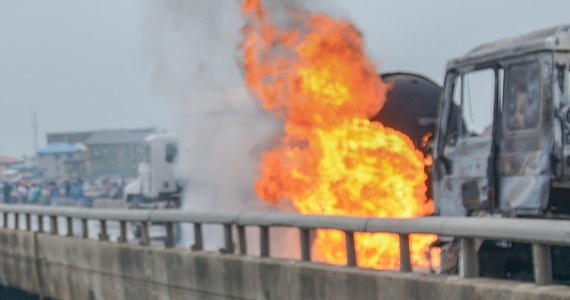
[448,24,570,70]
[145,132,177,143]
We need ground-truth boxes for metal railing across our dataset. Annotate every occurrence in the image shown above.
[0,204,569,286]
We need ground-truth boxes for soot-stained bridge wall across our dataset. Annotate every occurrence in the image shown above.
[0,229,569,300]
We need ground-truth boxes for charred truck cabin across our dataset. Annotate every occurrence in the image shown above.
[433,25,570,282]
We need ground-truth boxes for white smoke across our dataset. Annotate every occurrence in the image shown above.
[143,0,298,258]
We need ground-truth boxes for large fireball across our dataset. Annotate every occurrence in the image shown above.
[240,0,437,269]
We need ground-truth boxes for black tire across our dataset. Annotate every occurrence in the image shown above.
[175,223,182,244]
[509,271,534,282]
[132,223,142,239]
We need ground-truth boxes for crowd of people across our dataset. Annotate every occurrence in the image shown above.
[99,176,125,200]
[1,177,86,205]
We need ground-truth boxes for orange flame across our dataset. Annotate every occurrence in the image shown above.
[241,0,438,269]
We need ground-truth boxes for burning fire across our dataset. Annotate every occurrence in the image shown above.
[240,0,438,269]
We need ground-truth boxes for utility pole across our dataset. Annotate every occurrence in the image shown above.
[32,111,38,156]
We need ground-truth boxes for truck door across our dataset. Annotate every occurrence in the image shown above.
[435,69,498,216]
[498,59,551,215]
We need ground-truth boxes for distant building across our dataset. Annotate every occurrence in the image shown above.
[85,128,155,178]
[37,143,85,181]
[0,156,24,175]
[0,156,23,168]
[47,131,95,145]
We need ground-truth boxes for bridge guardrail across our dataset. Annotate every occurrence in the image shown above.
[0,204,568,286]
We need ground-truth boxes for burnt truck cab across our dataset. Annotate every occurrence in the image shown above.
[433,25,570,282]
[434,25,570,218]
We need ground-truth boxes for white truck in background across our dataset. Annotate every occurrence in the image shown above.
[124,132,182,209]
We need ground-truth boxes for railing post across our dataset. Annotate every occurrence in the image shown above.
[3,212,7,228]
[399,234,412,272]
[300,228,311,262]
[50,216,58,235]
[192,223,203,251]
[164,223,175,249]
[345,231,357,267]
[66,217,73,237]
[460,238,479,278]
[118,221,128,243]
[81,219,89,239]
[37,215,44,233]
[14,213,19,230]
[260,226,270,258]
[237,225,247,255]
[532,244,553,285]
[25,214,32,231]
[99,220,109,241]
[224,224,234,254]
[140,221,150,246]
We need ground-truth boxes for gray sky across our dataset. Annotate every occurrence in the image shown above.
[1,0,569,157]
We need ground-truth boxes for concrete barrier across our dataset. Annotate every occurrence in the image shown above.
[0,229,568,300]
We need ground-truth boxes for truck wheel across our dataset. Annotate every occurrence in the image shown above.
[132,223,142,239]
[509,271,533,282]
[175,224,183,244]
